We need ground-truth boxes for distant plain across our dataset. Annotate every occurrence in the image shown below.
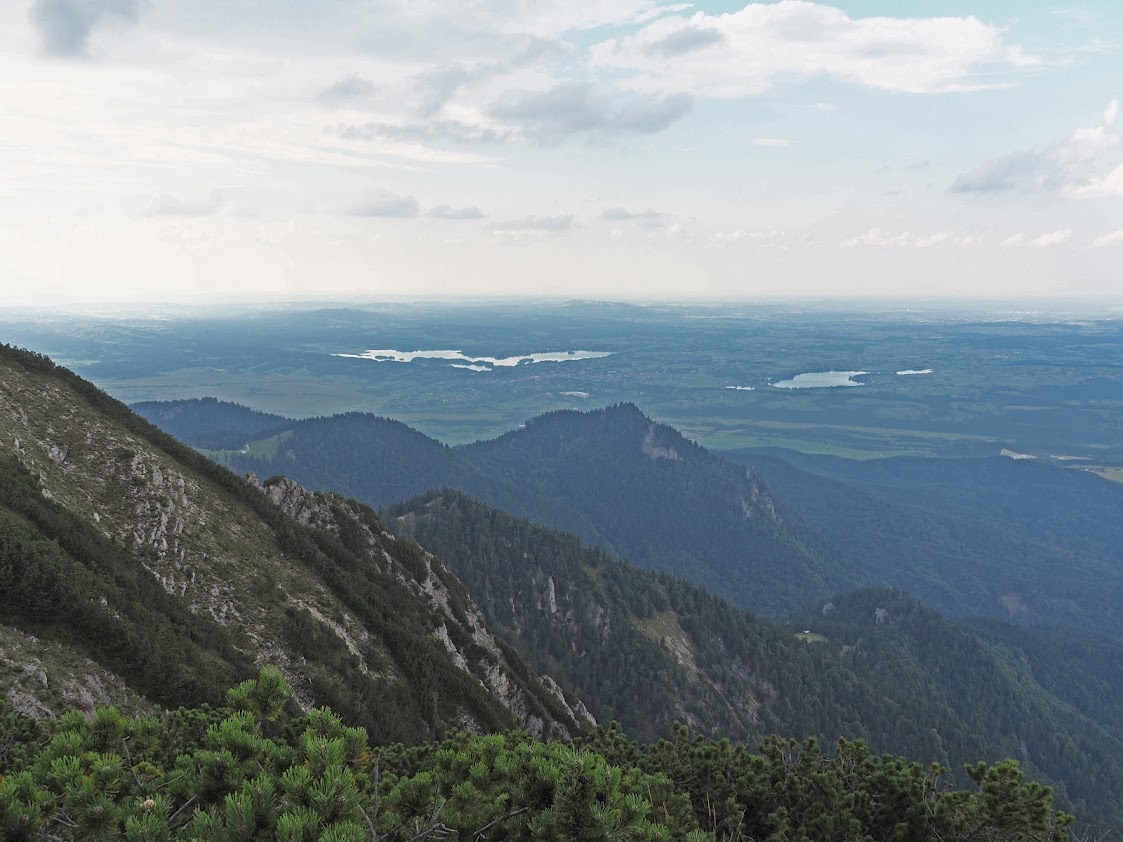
[2,300,1121,469]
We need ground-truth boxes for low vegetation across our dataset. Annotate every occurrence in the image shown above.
[0,668,1073,841]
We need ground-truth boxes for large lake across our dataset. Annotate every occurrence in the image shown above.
[333,349,612,371]
[773,371,868,389]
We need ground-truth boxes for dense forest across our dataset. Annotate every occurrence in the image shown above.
[131,398,293,451]
[4,347,1120,834]
[0,668,1073,841]
[136,397,1123,637]
[138,400,861,615]
[0,344,580,742]
[391,490,1123,828]
[732,449,1123,637]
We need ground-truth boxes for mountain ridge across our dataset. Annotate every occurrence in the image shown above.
[135,397,863,615]
[0,345,585,741]
[389,488,1123,825]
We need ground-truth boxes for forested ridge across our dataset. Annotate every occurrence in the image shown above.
[391,490,1123,829]
[731,449,1123,637]
[791,590,1123,826]
[0,668,1073,841]
[131,398,292,451]
[137,399,862,615]
[1,348,1117,834]
[136,396,1123,640]
[0,343,581,742]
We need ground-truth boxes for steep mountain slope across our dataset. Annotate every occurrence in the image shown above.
[728,449,1123,637]
[790,589,1123,824]
[392,489,782,742]
[456,405,861,612]
[135,399,861,614]
[0,345,584,741]
[132,397,291,450]
[390,490,1123,826]
[963,619,1123,737]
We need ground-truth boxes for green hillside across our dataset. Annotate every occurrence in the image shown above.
[391,490,1123,827]
[0,344,582,742]
[136,400,862,615]
[730,449,1123,637]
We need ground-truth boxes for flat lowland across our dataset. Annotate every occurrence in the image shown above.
[2,300,1120,462]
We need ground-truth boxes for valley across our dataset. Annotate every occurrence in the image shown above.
[6,2,1119,835]
[4,301,1121,463]
[3,315,1122,833]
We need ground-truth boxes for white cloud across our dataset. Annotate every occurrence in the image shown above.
[708,229,781,246]
[842,228,960,248]
[952,99,1122,196]
[601,207,669,226]
[427,204,487,220]
[1075,162,1123,197]
[1001,233,1025,248]
[350,190,420,218]
[1106,98,1119,127]
[488,84,693,140]
[143,192,225,217]
[752,137,793,147]
[1092,229,1123,247]
[491,213,574,234]
[1030,229,1072,247]
[318,74,377,104]
[30,0,139,57]
[914,232,951,248]
[590,2,1036,97]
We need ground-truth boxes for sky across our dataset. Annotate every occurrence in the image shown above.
[1,0,1121,303]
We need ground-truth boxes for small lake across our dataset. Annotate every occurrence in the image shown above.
[773,371,868,389]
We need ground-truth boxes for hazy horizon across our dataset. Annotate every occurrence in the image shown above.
[3,293,1123,321]
[1,1,1120,302]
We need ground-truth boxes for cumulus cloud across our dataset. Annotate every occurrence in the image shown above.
[589,2,1036,97]
[951,100,1121,196]
[1031,229,1071,247]
[332,120,515,147]
[488,84,693,140]
[709,229,782,246]
[601,207,669,225]
[1092,229,1123,247]
[914,232,951,247]
[491,214,574,233]
[1107,98,1119,127]
[949,150,1058,193]
[643,25,726,57]
[1074,163,1123,198]
[427,204,487,220]
[30,0,139,57]
[351,190,420,218]
[319,75,377,104]
[1002,230,1074,248]
[143,192,224,217]
[841,228,961,248]
[413,36,566,117]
